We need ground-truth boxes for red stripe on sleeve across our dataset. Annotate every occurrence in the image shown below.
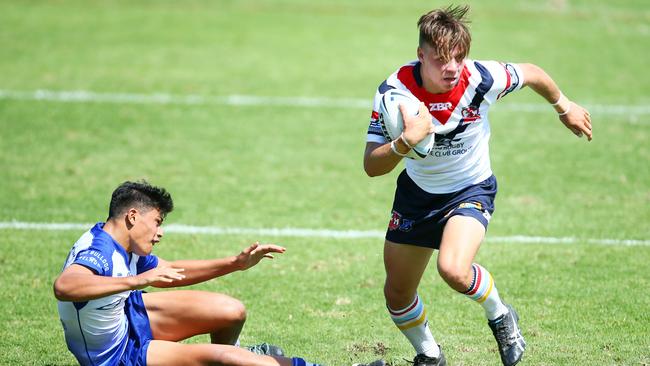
[497,62,512,100]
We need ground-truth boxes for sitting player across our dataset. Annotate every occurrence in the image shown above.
[54,180,384,366]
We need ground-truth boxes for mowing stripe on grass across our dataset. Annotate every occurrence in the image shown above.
[0,89,648,120]
[1,221,648,247]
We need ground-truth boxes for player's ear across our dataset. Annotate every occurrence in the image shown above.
[417,47,425,62]
[126,208,138,225]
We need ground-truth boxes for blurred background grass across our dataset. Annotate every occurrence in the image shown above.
[0,0,648,365]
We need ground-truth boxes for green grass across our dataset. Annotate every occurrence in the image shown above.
[1,0,649,365]
[2,231,649,365]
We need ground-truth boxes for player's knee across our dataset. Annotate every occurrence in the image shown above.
[220,297,247,325]
[437,260,471,290]
[383,280,415,306]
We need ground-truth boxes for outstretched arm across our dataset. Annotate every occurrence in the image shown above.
[152,242,286,288]
[518,63,592,141]
[53,263,186,301]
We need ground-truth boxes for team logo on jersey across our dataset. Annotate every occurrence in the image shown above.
[388,210,402,231]
[435,123,469,148]
[428,102,453,111]
[461,105,481,122]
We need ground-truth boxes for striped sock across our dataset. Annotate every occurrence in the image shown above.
[463,263,508,320]
[292,357,322,366]
[388,294,440,357]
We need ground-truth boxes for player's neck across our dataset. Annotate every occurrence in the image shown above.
[102,219,131,253]
[421,77,452,94]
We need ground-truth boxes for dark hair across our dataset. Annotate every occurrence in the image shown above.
[418,5,472,63]
[108,180,174,220]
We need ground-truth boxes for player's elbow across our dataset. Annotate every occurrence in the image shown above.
[53,283,66,301]
[364,164,375,177]
[363,154,381,177]
[53,276,73,301]
[364,161,381,177]
[364,158,391,177]
[364,143,390,177]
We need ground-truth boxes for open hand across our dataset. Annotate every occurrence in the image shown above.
[560,102,592,141]
[236,242,286,271]
[134,266,185,289]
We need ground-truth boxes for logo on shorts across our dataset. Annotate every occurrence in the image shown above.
[388,210,401,231]
[388,210,414,232]
[482,210,492,222]
[458,202,482,210]
[399,218,414,232]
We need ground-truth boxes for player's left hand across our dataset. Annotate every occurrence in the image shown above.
[560,101,592,141]
[400,102,436,146]
[236,242,286,270]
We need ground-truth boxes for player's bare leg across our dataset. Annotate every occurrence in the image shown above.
[384,241,445,365]
[438,215,525,366]
[146,341,291,366]
[436,215,485,292]
[383,240,432,309]
[144,290,246,345]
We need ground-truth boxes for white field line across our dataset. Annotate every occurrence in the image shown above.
[1,221,649,247]
[1,89,649,121]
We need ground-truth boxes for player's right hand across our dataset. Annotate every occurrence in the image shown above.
[235,242,286,271]
[400,102,435,146]
[133,267,185,289]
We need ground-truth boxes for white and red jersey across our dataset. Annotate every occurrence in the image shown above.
[367,59,524,193]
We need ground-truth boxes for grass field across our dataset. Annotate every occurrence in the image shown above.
[1,0,649,365]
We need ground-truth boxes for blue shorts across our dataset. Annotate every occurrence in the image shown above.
[119,290,153,366]
[385,170,497,249]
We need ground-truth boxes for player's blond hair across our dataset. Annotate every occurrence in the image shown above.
[417,5,471,63]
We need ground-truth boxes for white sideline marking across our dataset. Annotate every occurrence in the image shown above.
[1,221,649,247]
[0,89,370,109]
[1,89,649,121]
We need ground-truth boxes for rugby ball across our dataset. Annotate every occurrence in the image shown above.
[378,89,435,159]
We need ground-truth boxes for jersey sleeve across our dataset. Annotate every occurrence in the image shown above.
[136,254,159,273]
[72,246,112,276]
[366,82,391,144]
[476,61,524,104]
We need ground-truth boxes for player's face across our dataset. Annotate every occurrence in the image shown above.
[417,44,465,94]
[128,208,164,256]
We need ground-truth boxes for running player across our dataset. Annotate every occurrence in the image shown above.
[54,180,384,366]
[364,5,592,366]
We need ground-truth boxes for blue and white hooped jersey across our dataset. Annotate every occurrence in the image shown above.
[367,59,524,193]
[57,223,158,366]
